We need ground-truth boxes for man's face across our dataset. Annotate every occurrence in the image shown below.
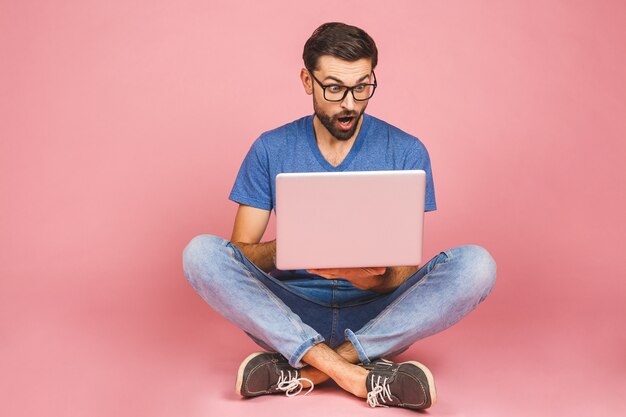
[306,56,374,141]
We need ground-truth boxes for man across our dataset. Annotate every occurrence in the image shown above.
[183,22,496,411]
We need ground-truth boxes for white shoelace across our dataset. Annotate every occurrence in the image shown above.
[366,374,393,408]
[276,370,314,397]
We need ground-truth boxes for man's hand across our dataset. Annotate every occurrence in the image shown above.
[305,267,387,291]
[232,239,276,273]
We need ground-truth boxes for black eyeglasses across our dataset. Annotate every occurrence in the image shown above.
[308,69,377,102]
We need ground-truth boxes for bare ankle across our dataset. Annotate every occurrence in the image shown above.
[335,342,360,364]
[300,366,329,385]
[333,364,368,398]
[348,365,369,398]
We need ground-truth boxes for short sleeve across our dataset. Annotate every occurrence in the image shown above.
[403,140,437,212]
[229,137,273,210]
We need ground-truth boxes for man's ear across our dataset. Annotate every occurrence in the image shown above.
[300,68,313,95]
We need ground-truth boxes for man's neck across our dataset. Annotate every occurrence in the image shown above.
[313,114,364,150]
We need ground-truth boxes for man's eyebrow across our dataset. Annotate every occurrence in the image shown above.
[322,74,371,84]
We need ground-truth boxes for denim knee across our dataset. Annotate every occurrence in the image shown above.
[450,244,497,301]
[182,234,230,287]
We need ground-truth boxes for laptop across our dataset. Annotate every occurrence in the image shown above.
[275,170,426,270]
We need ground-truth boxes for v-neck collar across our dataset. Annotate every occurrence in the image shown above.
[305,113,370,171]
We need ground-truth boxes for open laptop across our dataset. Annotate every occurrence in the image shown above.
[275,170,426,270]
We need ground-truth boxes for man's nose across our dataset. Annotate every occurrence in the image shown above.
[340,90,355,110]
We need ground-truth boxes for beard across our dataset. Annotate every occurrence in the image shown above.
[313,92,366,141]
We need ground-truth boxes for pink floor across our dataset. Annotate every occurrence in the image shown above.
[2,262,624,417]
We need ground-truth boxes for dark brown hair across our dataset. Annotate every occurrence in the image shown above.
[303,22,378,71]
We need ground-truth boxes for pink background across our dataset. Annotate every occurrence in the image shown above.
[1,1,625,416]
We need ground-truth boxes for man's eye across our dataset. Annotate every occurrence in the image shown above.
[328,85,344,93]
[354,84,366,92]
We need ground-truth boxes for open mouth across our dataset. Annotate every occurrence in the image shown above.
[337,116,355,130]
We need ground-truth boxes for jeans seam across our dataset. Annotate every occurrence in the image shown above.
[330,308,338,347]
[225,243,312,344]
[356,250,451,336]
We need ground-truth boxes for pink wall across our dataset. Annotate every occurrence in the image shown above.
[1,1,625,416]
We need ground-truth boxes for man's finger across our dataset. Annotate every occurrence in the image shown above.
[306,269,337,278]
[363,267,386,275]
[308,268,341,274]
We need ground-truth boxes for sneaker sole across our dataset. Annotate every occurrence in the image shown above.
[399,360,437,407]
[235,352,266,397]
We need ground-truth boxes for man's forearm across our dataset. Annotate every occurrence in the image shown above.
[232,239,276,273]
[370,265,420,293]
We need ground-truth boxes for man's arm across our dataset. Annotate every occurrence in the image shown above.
[230,204,276,273]
[369,265,420,293]
[231,239,276,273]
[306,265,420,294]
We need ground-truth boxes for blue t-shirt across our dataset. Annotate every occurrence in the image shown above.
[229,113,437,214]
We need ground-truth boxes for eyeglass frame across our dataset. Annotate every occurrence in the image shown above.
[307,68,378,102]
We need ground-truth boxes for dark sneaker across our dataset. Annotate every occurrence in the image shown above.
[235,352,314,398]
[363,358,437,409]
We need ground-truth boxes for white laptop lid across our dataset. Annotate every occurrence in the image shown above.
[275,170,426,270]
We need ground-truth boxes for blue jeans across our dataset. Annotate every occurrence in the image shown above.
[182,235,496,369]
